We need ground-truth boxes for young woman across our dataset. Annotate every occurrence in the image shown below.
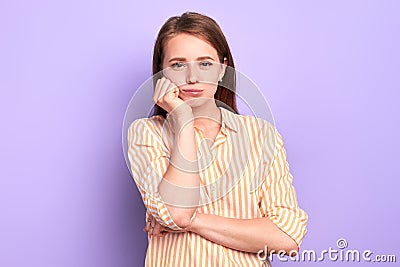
[127,12,308,266]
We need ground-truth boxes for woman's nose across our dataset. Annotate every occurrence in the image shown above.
[186,64,198,84]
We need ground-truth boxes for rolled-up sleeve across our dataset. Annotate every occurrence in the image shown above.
[258,128,308,247]
[127,118,183,231]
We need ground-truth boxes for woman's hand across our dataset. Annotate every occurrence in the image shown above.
[153,77,190,115]
[144,214,189,237]
[144,214,168,237]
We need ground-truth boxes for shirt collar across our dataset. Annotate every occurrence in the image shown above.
[219,106,239,133]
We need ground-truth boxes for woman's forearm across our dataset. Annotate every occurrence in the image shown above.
[158,111,200,228]
[189,213,298,254]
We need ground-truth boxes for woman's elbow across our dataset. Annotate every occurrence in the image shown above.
[265,234,299,256]
[278,238,299,256]
[169,209,194,228]
[284,241,299,255]
[172,214,191,228]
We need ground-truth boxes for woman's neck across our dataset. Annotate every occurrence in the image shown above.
[191,101,222,132]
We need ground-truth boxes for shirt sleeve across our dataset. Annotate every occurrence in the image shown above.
[127,118,183,231]
[258,127,308,247]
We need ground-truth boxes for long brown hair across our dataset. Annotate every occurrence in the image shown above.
[152,11,238,117]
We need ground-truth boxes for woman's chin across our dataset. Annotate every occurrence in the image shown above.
[183,97,213,108]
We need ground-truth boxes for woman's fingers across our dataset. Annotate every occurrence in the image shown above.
[153,77,183,113]
[157,78,172,102]
[152,222,164,237]
[143,215,152,232]
[164,82,179,101]
[148,216,156,236]
[153,77,166,104]
[143,215,168,237]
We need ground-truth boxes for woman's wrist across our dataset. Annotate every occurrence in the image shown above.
[186,210,201,233]
[168,104,193,124]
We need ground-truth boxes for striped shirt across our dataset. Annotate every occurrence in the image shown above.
[127,106,308,267]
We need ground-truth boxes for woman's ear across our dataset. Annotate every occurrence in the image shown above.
[219,57,228,81]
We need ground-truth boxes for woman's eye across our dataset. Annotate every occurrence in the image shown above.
[199,61,213,68]
[171,62,186,70]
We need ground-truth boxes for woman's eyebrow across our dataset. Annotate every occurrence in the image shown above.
[196,56,216,61]
[168,56,216,62]
[168,57,186,62]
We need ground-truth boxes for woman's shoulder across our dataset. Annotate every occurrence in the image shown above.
[226,111,282,148]
[128,115,168,137]
[233,112,277,134]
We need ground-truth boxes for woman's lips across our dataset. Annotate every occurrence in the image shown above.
[181,89,203,96]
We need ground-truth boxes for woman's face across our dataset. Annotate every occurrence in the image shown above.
[161,33,226,105]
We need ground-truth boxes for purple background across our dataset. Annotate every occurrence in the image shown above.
[1,1,399,266]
